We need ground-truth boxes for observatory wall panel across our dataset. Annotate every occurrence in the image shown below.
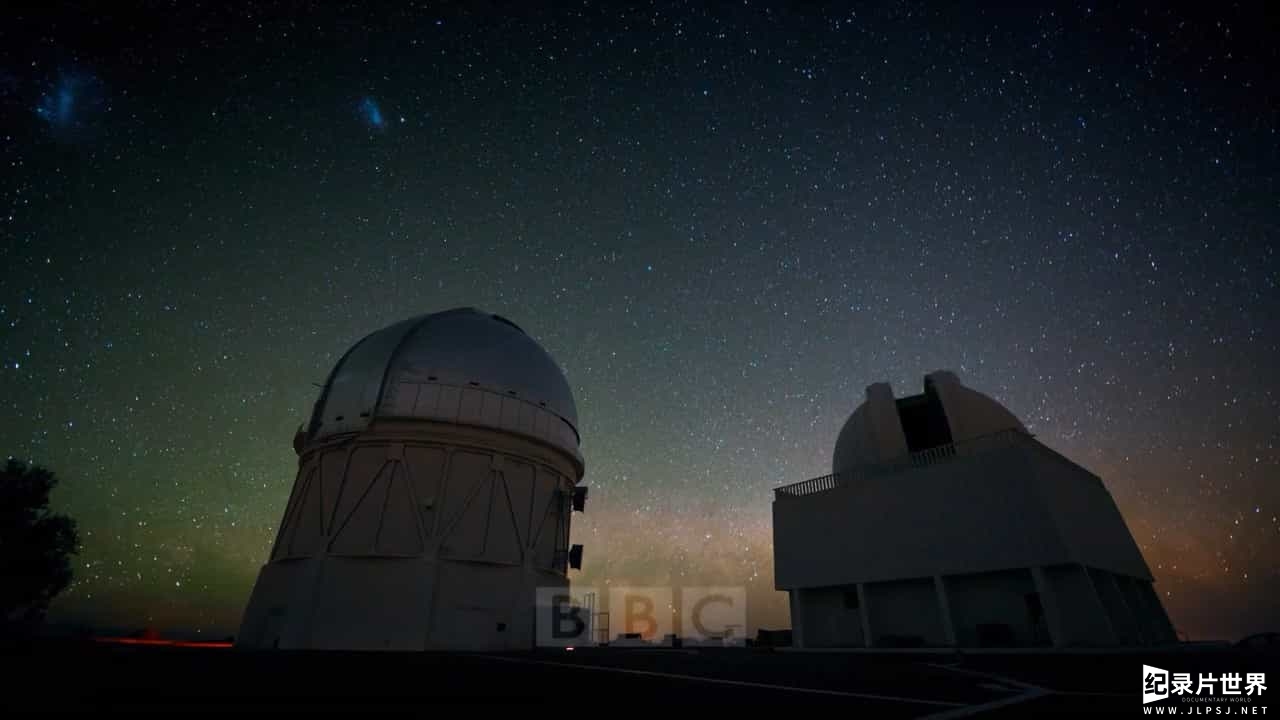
[501,397,521,433]
[1135,580,1178,643]
[504,459,537,546]
[378,381,579,461]
[1043,564,1117,646]
[431,608,503,651]
[286,470,325,557]
[1116,573,1168,644]
[517,402,537,438]
[1090,567,1143,645]
[236,561,289,648]
[773,445,1067,588]
[459,387,485,424]
[795,587,865,647]
[430,563,525,651]
[553,420,577,455]
[318,448,349,535]
[532,467,566,569]
[271,464,313,560]
[946,569,1040,647]
[329,460,392,555]
[437,386,462,420]
[310,557,432,651]
[413,384,442,417]
[375,463,425,555]
[381,381,417,416]
[329,446,388,543]
[866,578,947,647]
[404,445,446,536]
[531,409,547,442]
[1031,451,1153,579]
[480,390,502,428]
[237,558,322,649]
[483,473,524,564]
[439,451,493,558]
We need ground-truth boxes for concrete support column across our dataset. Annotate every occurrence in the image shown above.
[790,589,805,648]
[856,583,872,648]
[1106,571,1144,646]
[1135,580,1177,644]
[933,575,956,647]
[1030,566,1065,648]
[1081,565,1119,646]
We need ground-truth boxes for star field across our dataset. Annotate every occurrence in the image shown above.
[1,2,1277,640]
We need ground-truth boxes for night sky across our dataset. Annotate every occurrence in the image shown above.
[2,2,1277,642]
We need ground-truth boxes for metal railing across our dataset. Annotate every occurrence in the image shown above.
[774,428,1033,499]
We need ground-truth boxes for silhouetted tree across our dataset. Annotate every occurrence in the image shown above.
[0,459,80,633]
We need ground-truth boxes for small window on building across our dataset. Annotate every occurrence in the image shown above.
[496,622,507,632]
[843,589,860,610]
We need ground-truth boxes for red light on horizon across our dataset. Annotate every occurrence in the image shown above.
[94,637,233,649]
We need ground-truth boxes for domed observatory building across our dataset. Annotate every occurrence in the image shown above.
[237,308,586,651]
[773,371,1175,649]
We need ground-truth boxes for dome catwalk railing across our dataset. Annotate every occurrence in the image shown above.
[773,428,1093,499]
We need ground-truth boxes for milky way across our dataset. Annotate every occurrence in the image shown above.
[1,3,1276,640]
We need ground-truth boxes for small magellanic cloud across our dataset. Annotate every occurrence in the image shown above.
[359,96,385,130]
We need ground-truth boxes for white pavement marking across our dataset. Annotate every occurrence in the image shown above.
[919,663,1052,719]
[917,688,1049,719]
[978,682,1014,691]
[924,663,1049,692]
[479,655,967,707]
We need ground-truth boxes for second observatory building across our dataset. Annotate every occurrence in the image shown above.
[773,371,1176,649]
[237,307,586,651]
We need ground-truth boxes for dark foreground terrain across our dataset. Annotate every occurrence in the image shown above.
[4,639,1276,714]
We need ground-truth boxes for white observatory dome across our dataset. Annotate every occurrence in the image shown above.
[304,307,581,464]
[240,307,587,652]
[833,371,1026,474]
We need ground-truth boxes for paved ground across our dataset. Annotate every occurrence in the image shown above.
[4,640,1276,714]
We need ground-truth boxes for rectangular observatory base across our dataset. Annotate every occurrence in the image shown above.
[774,436,1174,648]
